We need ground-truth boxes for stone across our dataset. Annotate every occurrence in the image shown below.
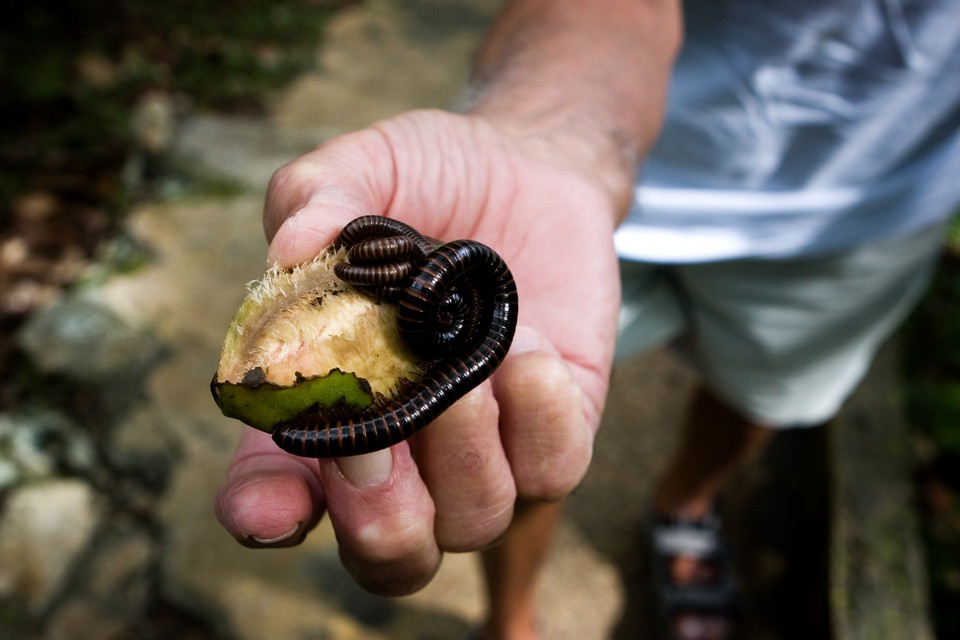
[169,115,328,193]
[17,293,164,384]
[81,519,156,619]
[0,479,103,613]
[107,405,180,491]
[0,410,96,490]
[0,413,56,487]
[131,91,177,155]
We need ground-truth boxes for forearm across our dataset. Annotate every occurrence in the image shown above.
[467,0,683,217]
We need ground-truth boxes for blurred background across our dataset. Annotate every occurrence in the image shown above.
[1,1,957,638]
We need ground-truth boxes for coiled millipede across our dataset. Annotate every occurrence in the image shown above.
[271,215,519,457]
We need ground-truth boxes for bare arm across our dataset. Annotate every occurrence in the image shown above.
[469,0,683,214]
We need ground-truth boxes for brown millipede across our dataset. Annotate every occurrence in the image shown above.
[271,216,518,457]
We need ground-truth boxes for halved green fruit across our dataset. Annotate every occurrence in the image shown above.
[211,248,422,433]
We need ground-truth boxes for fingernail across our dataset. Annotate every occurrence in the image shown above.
[336,448,394,488]
[246,522,302,547]
[509,325,541,355]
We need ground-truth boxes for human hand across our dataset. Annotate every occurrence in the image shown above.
[215,109,623,595]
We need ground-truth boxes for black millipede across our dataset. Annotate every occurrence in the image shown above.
[271,215,518,457]
[347,235,417,263]
[333,259,417,288]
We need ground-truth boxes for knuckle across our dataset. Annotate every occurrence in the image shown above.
[495,353,594,500]
[341,520,442,596]
[518,437,592,501]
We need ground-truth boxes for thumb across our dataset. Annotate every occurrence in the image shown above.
[262,130,397,268]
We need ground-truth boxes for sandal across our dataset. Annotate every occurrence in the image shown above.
[649,512,742,640]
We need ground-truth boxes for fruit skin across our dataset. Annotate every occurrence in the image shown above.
[211,368,374,433]
[211,248,422,434]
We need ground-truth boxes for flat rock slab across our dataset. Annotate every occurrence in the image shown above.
[0,479,103,614]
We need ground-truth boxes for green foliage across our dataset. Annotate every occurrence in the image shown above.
[906,380,960,453]
[0,0,349,208]
[902,246,960,455]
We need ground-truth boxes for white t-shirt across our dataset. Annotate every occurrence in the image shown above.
[615,0,960,263]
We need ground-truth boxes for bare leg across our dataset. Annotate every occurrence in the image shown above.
[478,499,564,640]
[654,384,775,519]
[652,384,775,639]
[476,387,772,640]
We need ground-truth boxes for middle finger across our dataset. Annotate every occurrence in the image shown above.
[412,383,517,552]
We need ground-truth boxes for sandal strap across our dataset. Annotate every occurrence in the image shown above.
[649,513,742,615]
[651,517,726,558]
[660,582,740,613]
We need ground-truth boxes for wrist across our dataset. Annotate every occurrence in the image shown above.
[462,0,682,221]
[470,107,641,220]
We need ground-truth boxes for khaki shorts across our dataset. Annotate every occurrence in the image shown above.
[616,223,947,427]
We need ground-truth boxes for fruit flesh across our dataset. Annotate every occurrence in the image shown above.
[212,248,423,433]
